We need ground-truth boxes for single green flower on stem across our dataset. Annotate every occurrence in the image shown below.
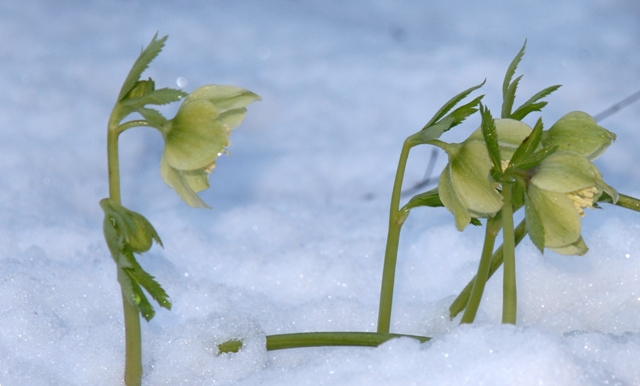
[159,85,261,208]
[432,118,532,230]
[525,151,618,255]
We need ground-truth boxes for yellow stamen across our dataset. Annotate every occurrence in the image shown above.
[567,186,598,216]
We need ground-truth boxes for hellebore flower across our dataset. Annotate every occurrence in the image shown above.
[160,85,260,208]
[525,151,618,255]
[541,111,616,160]
[434,119,533,231]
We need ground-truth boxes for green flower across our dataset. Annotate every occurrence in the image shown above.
[160,85,260,208]
[525,151,618,255]
[541,111,616,160]
[434,119,533,230]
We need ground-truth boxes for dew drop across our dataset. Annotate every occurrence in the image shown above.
[176,76,188,88]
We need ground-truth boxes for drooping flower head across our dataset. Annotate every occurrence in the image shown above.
[433,119,533,230]
[160,85,260,208]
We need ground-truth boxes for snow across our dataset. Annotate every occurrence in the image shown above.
[2,0,640,384]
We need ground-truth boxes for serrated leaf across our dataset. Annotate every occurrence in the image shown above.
[511,85,561,121]
[502,75,523,118]
[126,274,156,321]
[136,107,167,128]
[422,80,485,129]
[524,191,545,253]
[412,95,484,146]
[509,118,543,169]
[122,88,188,108]
[402,188,443,211]
[126,264,172,311]
[517,145,558,171]
[449,95,484,129]
[117,33,168,102]
[480,105,502,175]
[502,41,527,118]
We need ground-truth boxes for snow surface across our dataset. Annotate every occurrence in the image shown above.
[2,0,640,385]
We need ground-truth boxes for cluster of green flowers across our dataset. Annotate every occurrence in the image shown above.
[434,111,617,255]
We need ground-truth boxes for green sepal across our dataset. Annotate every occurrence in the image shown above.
[524,191,545,253]
[502,41,526,118]
[117,33,167,102]
[479,104,502,177]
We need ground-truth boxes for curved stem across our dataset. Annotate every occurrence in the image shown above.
[107,118,149,386]
[218,332,431,354]
[377,138,413,333]
[501,183,517,324]
[449,219,527,319]
[460,215,502,324]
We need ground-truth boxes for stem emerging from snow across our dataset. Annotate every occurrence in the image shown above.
[377,138,414,333]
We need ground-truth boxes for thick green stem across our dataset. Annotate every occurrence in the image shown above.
[501,183,517,324]
[460,216,502,324]
[107,118,149,386]
[121,287,142,386]
[449,219,527,319]
[218,332,431,353]
[377,139,413,334]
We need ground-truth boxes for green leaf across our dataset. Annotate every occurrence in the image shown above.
[502,41,527,118]
[508,118,543,169]
[517,145,558,171]
[480,105,502,176]
[402,188,443,211]
[524,191,545,253]
[122,87,188,108]
[99,199,162,253]
[136,107,167,128]
[511,85,561,121]
[422,80,485,129]
[411,95,484,146]
[502,75,523,119]
[117,33,168,102]
[124,259,172,311]
[127,275,156,321]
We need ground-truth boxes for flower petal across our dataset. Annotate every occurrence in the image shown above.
[527,185,581,249]
[450,140,504,217]
[160,154,210,208]
[549,236,588,256]
[466,118,533,160]
[529,151,600,193]
[438,163,472,231]
[542,111,616,160]
[184,85,261,114]
[164,99,229,170]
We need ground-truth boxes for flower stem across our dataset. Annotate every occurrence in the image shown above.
[107,119,149,386]
[218,332,431,354]
[377,138,414,333]
[460,215,502,324]
[501,182,517,324]
[449,219,527,319]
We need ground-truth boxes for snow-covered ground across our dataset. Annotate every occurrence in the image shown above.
[2,1,640,384]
